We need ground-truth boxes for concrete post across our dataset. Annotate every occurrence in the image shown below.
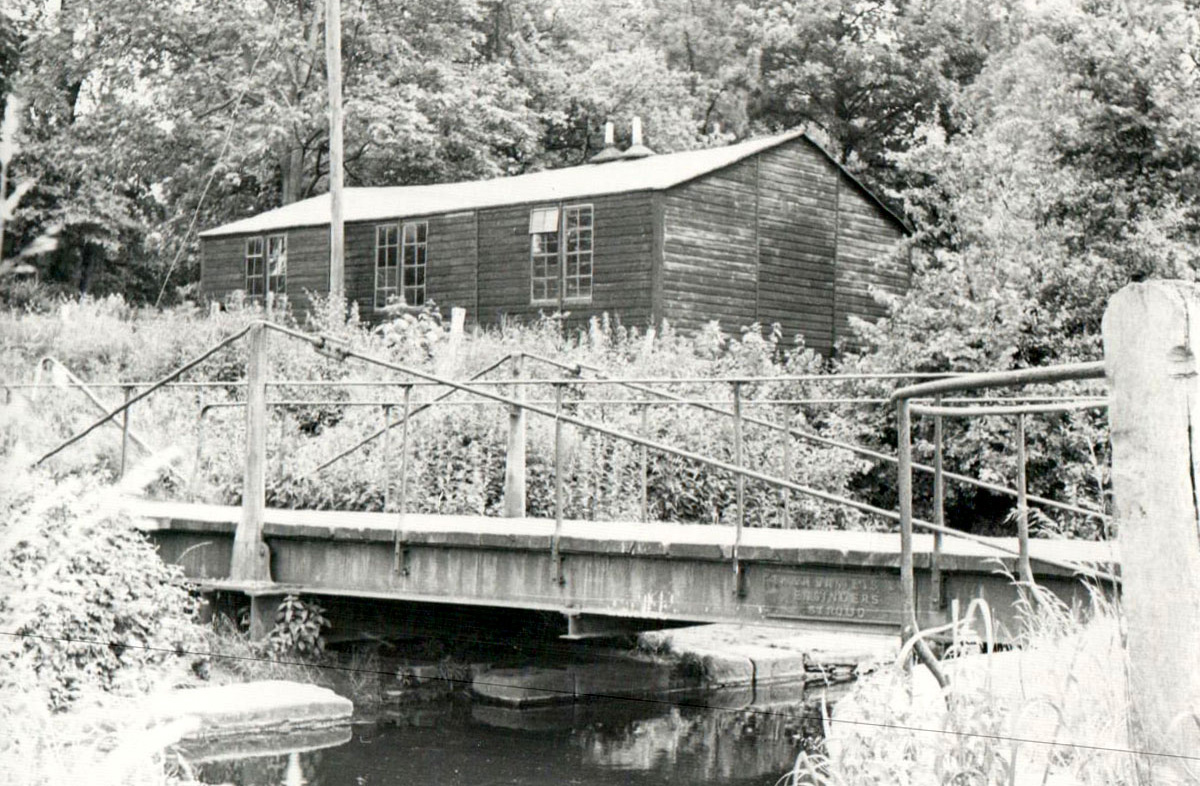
[1103,280,1200,783]
[504,352,527,518]
[231,322,272,584]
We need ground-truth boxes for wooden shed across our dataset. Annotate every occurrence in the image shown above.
[198,129,909,354]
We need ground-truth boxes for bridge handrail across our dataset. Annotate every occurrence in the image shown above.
[521,352,1110,522]
[891,360,1113,687]
[32,356,154,456]
[32,325,254,468]
[258,321,1113,583]
[304,352,517,476]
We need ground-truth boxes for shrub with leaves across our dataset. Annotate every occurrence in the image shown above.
[0,471,206,710]
[261,595,329,660]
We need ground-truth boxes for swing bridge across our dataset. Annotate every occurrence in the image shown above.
[18,320,1118,644]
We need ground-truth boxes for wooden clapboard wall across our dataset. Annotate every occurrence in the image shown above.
[199,135,908,350]
[657,137,906,354]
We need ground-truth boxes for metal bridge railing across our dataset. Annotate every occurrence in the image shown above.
[28,321,1114,649]
[890,361,1112,685]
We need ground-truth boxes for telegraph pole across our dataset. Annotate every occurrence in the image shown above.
[326,0,345,297]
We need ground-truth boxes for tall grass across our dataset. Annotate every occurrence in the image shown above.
[790,582,1133,786]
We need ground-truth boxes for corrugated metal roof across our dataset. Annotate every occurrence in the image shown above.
[199,129,906,238]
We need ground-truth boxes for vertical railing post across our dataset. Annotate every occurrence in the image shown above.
[552,383,566,585]
[639,403,650,523]
[191,401,208,501]
[1015,413,1034,587]
[732,381,746,597]
[393,386,412,575]
[504,352,527,518]
[897,398,916,650]
[119,385,132,479]
[231,322,271,583]
[276,404,287,484]
[779,405,793,528]
[381,403,393,512]
[897,397,949,687]
[931,398,945,611]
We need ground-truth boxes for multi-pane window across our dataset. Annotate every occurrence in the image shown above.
[530,207,560,304]
[266,234,287,300]
[529,204,592,305]
[244,237,265,299]
[375,221,427,308]
[563,206,593,300]
[244,235,286,303]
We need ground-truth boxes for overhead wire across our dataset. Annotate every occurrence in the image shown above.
[1,629,1192,765]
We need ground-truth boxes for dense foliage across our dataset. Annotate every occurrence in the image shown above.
[0,469,206,710]
[0,0,1000,301]
[2,295,878,530]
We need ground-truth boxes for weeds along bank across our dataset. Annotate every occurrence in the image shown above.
[789,587,1133,786]
[3,294,878,530]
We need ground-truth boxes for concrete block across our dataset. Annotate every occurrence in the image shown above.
[471,667,574,706]
[144,681,352,741]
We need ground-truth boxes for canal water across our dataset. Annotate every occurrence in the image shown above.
[191,687,826,786]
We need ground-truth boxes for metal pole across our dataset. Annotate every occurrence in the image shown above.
[1016,413,1034,587]
[780,405,793,528]
[932,400,945,611]
[552,383,565,585]
[326,0,345,296]
[276,406,286,483]
[897,398,915,653]
[732,381,745,596]
[119,385,132,478]
[191,403,208,501]
[504,352,527,517]
[639,403,649,523]
[393,387,411,574]
[381,404,392,512]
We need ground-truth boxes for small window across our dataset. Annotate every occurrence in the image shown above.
[375,221,427,308]
[529,207,559,235]
[245,237,265,299]
[375,225,399,308]
[563,205,593,301]
[530,204,592,305]
[401,221,427,306]
[266,234,287,299]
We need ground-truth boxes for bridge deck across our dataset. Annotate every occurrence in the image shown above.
[130,499,1119,635]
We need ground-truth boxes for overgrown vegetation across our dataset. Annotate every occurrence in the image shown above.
[784,586,1132,785]
[2,293,1113,538]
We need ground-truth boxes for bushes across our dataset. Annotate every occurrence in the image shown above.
[0,472,206,710]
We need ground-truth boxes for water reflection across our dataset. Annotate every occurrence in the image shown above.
[188,690,826,786]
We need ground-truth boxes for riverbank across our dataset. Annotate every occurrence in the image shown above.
[822,607,1128,785]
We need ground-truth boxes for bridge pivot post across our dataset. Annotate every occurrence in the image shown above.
[393,386,412,576]
[732,381,746,598]
[551,383,566,586]
[231,322,272,584]
[897,397,916,657]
